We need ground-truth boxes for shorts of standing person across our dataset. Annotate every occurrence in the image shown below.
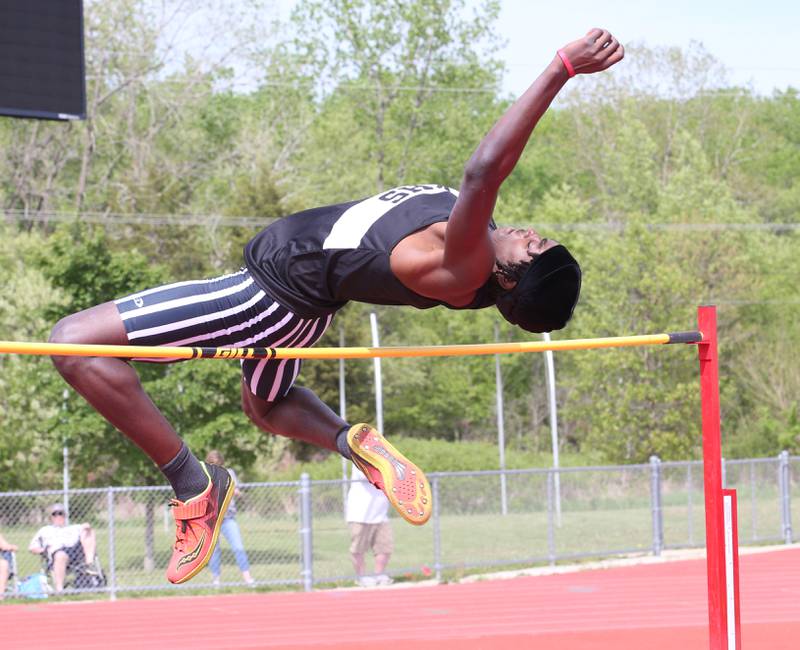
[47,542,85,571]
[348,521,394,556]
[114,268,334,402]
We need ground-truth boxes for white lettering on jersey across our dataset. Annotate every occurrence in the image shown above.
[322,185,457,250]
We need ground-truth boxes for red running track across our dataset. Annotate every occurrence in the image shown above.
[3,546,800,650]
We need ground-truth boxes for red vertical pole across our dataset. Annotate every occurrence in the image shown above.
[698,305,727,649]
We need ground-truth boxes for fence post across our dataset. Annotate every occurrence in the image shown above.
[432,476,442,582]
[779,451,793,544]
[299,473,313,591]
[494,324,508,516]
[546,471,556,565]
[339,327,349,518]
[107,487,116,601]
[649,456,663,556]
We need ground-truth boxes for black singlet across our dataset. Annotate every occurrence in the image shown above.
[244,184,496,318]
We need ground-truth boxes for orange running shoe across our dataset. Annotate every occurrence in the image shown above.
[348,423,431,526]
[165,461,234,584]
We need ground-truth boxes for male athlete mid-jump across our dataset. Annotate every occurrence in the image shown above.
[50,29,623,584]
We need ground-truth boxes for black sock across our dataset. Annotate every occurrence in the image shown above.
[159,443,209,501]
[335,426,352,460]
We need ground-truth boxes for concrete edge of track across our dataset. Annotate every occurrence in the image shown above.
[325,542,800,594]
[453,542,800,585]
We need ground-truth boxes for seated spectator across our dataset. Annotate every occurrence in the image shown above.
[0,531,18,599]
[28,503,97,592]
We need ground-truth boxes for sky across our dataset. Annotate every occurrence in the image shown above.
[494,0,798,97]
[276,0,799,97]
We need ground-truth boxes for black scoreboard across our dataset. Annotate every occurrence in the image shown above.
[0,0,86,120]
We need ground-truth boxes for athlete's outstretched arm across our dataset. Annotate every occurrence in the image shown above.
[443,28,624,287]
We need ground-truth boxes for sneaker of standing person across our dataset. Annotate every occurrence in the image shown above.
[375,573,394,586]
[356,575,377,588]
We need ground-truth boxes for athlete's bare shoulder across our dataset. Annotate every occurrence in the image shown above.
[390,222,492,306]
[390,221,446,275]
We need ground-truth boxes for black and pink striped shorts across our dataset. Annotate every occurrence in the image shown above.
[114,268,333,401]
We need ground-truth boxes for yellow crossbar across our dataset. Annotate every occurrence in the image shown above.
[0,332,702,361]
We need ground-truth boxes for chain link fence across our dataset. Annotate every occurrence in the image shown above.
[1,454,797,600]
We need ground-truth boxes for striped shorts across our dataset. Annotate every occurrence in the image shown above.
[114,269,334,401]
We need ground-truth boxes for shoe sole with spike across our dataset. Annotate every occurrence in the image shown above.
[348,423,431,526]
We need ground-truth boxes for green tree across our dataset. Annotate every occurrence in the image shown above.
[284,0,503,201]
[0,227,67,490]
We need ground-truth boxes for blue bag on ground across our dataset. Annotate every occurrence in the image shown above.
[18,573,49,599]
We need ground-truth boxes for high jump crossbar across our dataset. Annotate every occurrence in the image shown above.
[0,331,702,361]
[0,306,736,649]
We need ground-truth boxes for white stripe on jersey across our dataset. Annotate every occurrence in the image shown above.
[322,185,457,250]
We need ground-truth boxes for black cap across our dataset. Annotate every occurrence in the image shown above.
[495,245,582,333]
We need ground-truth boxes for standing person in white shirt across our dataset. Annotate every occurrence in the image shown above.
[346,464,394,587]
[28,503,97,593]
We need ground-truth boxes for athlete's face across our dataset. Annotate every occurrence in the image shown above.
[493,227,559,271]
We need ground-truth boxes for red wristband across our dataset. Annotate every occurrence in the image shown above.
[557,50,576,78]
